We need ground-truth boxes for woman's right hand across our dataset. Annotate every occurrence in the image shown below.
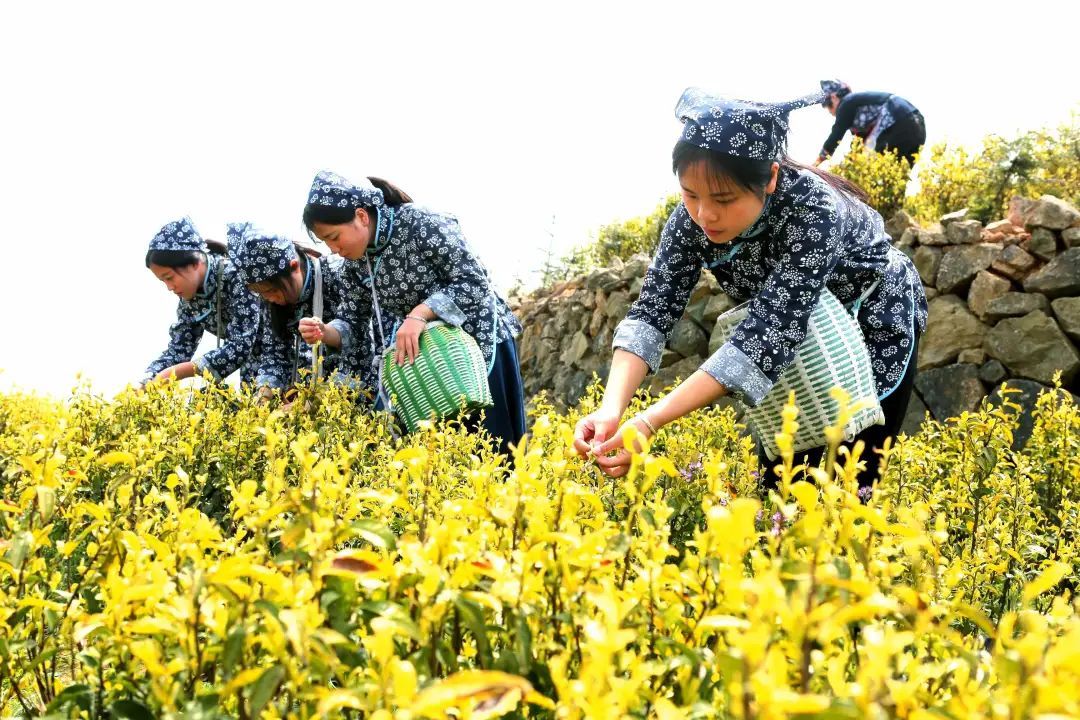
[573,405,625,459]
[298,317,325,345]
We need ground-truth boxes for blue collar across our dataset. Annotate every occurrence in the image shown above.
[194,253,218,299]
[366,206,396,257]
[297,254,314,307]
[737,193,773,239]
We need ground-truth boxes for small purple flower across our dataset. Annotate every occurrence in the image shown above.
[857,486,873,502]
[755,509,764,522]
[770,510,785,537]
[679,459,704,481]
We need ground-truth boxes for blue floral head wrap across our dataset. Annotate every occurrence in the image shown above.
[148,216,206,253]
[307,171,385,209]
[227,222,297,285]
[818,79,851,105]
[675,87,825,160]
[306,170,400,256]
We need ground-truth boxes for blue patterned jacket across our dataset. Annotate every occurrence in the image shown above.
[338,204,521,373]
[254,254,379,390]
[143,254,262,384]
[614,165,928,406]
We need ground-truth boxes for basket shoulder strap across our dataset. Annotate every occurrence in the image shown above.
[312,258,323,319]
[311,257,324,382]
[849,279,880,316]
[365,256,393,411]
[214,257,224,349]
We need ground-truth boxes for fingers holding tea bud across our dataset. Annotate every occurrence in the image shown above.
[299,317,325,345]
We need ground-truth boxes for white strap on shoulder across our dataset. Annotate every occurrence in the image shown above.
[365,256,394,411]
[311,257,324,383]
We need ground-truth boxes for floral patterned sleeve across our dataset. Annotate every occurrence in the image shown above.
[315,258,347,356]
[700,191,846,407]
[253,306,293,389]
[142,304,202,383]
[415,212,493,327]
[613,204,705,371]
[192,270,262,381]
[324,257,376,382]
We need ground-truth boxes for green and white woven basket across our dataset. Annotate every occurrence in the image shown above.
[712,290,884,460]
[381,322,493,433]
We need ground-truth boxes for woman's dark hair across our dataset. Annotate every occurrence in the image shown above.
[302,176,414,232]
[261,243,322,339]
[144,238,227,269]
[369,177,413,206]
[671,141,868,204]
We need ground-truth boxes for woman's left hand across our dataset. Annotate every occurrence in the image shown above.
[395,317,426,365]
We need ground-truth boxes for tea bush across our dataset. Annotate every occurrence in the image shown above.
[829,138,911,221]
[907,114,1080,223]
[0,378,1077,718]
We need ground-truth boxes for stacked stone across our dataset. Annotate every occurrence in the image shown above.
[513,255,649,407]
[512,194,1080,443]
[891,195,1080,438]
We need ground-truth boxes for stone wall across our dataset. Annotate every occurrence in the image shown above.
[511,195,1080,441]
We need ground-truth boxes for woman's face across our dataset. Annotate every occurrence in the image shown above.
[150,260,205,301]
[678,160,779,245]
[311,208,373,261]
[247,259,304,306]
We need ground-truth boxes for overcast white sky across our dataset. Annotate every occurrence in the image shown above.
[2,0,1077,396]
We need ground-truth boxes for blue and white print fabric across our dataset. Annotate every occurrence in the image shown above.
[852,103,886,139]
[227,222,296,285]
[614,165,928,406]
[818,79,850,102]
[142,253,263,384]
[333,203,521,370]
[308,171,385,210]
[675,87,826,161]
[253,254,374,389]
[865,104,895,151]
[148,216,206,253]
